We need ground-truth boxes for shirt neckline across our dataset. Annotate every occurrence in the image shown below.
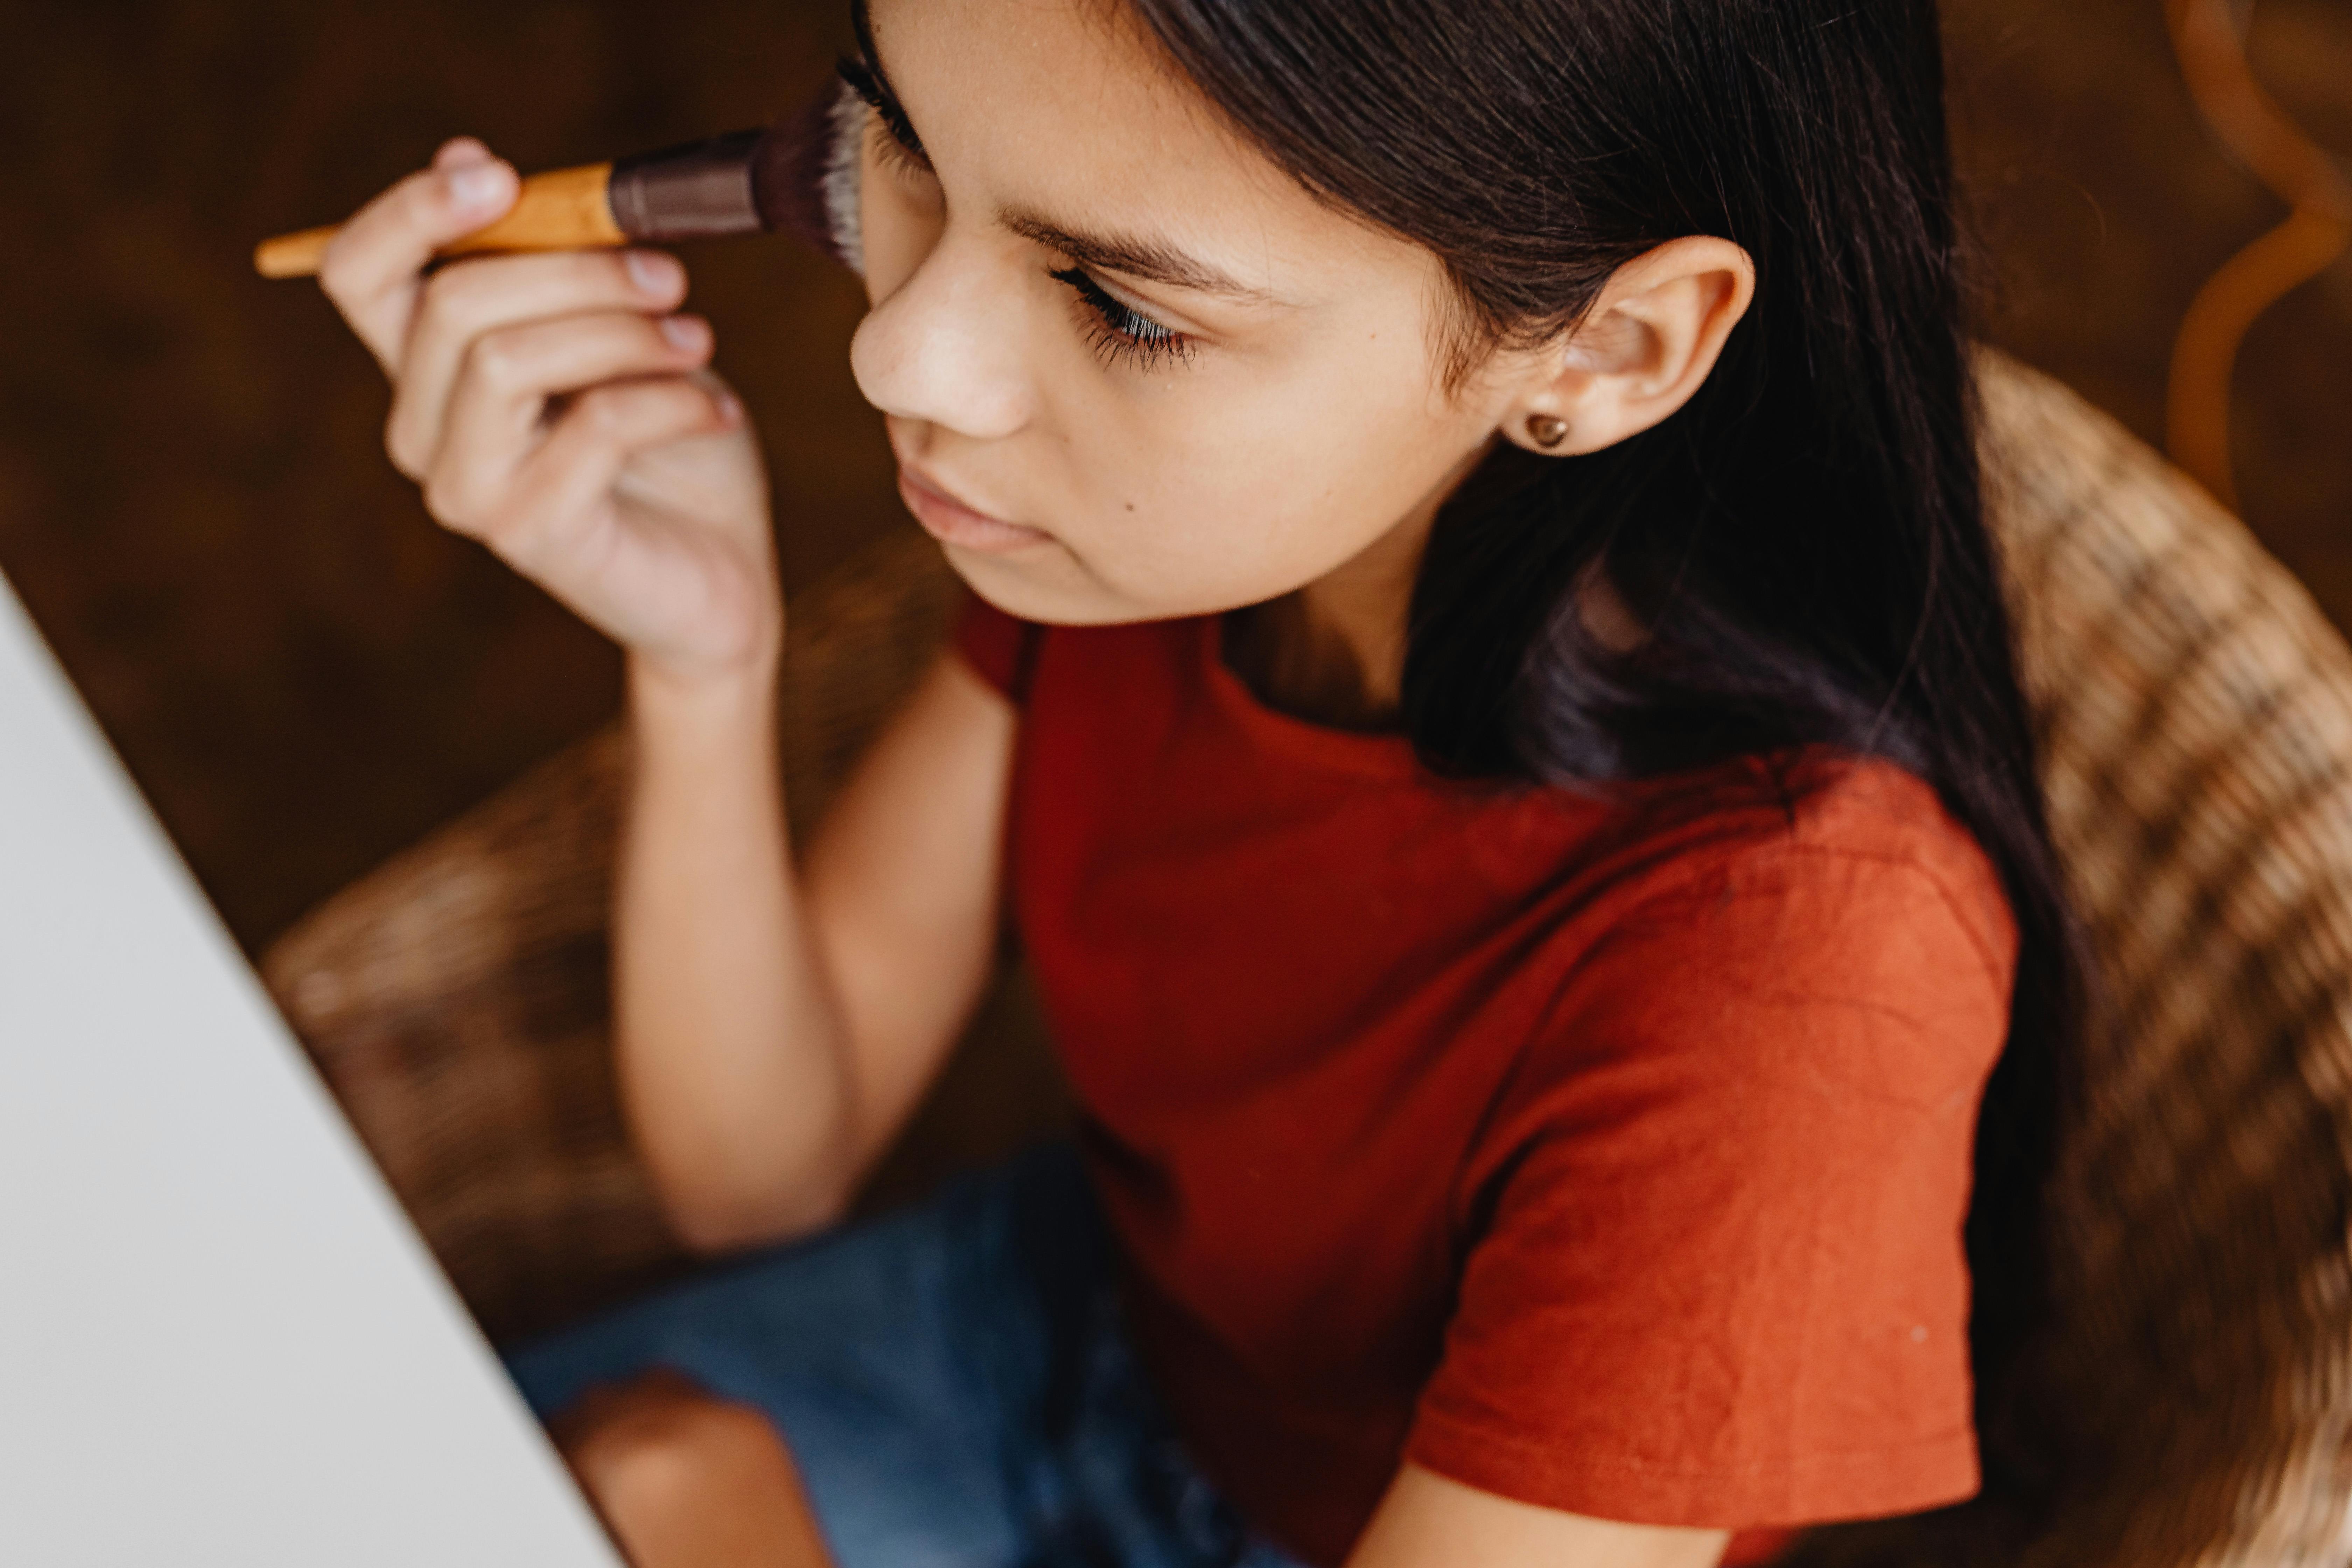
[1199,612,1426,782]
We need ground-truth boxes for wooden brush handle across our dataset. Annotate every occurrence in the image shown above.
[254,162,627,279]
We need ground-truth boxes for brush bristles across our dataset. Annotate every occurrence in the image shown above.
[750,82,864,273]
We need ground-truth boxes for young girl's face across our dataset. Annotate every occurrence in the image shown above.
[850,0,1527,628]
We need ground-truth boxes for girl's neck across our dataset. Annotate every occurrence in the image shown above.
[1218,441,1644,735]
[1222,590,1403,733]
[1221,439,1511,732]
[1221,464,1456,733]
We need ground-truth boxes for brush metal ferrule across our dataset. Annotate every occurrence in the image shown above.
[608,130,768,242]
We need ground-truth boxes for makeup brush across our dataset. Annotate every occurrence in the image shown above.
[254,92,852,279]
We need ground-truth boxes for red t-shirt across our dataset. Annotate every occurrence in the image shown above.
[952,588,2015,1567]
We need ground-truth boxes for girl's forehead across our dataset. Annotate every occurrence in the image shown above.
[870,0,1226,166]
[868,0,1421,305]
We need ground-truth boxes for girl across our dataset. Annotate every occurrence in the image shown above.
[314,1,2076,1564]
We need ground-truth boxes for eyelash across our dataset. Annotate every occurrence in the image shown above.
[840,57,1196,376]
[839,58,926,170]
[872,122,930,182]
[1052,267,1195,373]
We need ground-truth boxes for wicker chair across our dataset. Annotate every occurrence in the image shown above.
[261,352,2352,1568]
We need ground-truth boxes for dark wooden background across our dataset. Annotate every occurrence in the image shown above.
[0,0,2345,953]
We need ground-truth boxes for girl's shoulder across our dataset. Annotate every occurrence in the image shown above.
[1525,747,2019,1108]
[1425,755,2013,1536]
[1576,747,2014,980]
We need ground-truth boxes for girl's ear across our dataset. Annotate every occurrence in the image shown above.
[1498,236,1755,457]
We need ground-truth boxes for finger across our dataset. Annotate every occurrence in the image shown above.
[501,379,742,568]
[425,317,717,530]
[317,155,519,374]
[385,248,689,479]
[434,136,492,170]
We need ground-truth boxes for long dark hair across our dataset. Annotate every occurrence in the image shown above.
[1128,0,2083,1527]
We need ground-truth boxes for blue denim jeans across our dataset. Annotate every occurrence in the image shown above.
[504,1144,1309,1568]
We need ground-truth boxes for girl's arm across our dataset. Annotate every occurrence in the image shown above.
[312,141,1010,1253]
[617,643,1015,1251]
[1346,1466,1729,1568]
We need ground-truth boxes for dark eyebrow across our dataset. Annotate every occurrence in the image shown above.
[1001,208,1279,304]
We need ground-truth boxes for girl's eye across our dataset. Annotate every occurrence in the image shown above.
[1051,267,1195,373]
[839,58,931,178]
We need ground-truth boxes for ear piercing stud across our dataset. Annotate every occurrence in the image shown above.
[1527,414,1570,449]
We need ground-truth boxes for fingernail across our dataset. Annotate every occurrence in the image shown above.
[713,388,743,425]
[448,163,511,214]
[659,315,712,353]
[625,250,684,296]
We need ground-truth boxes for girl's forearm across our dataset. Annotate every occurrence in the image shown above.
[612,651,861,1252]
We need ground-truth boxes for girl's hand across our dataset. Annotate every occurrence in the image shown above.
[317,137,781,686]
[552,1371,836,1568]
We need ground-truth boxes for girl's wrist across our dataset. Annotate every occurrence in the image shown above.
[626,642,782,750]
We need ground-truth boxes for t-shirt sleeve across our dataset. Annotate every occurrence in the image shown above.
[1407,832,2016,1531]
[949,584,1040,706]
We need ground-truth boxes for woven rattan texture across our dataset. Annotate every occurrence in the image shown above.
[261,355,2352,1563]
[1983,355,2352,1568]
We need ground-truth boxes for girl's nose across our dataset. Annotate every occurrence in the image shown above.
[850,234,1034,442]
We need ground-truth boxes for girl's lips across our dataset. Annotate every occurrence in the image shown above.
[897,468,1054,553]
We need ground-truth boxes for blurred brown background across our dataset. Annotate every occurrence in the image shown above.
[0,0,2345,954]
